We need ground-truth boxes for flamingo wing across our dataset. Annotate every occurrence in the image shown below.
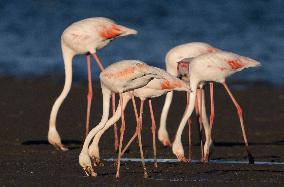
[100,61,161,93]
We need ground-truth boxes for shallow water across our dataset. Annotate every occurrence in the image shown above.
[104,158,284,165]
[0,0,283,84]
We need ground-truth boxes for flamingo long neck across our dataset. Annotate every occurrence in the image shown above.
[81,93,130,154]
[175,90,197,142]
[81,85,112,153]
[160,91,173,133]
[49,43,74,130]
[174,78,198,144]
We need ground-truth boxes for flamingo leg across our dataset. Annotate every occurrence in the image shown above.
[121,98,157,170]
[121,96,147,175]
[122,97,147,176]
[112,93,119,152]
[209,83,215,129]
[195,89,204,161]
[138,100,148,178]
[116,93,126,178]
[121,97,139,156]
[91,53,118,152]
[85,54,93,137]
[222,82,254,164]
[204,82,215,162]
[186,92,192,162]
[148,99,157,168]
[91,53,104,71]
[199,88,205,161]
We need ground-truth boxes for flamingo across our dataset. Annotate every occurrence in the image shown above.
[78,60,191,178]
[48,17,137,151]
[159,42,218,160]
[172,51,260,163]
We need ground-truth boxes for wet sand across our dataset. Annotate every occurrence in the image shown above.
[0,76,284,186]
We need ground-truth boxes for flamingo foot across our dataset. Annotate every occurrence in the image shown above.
[91,156,104,166]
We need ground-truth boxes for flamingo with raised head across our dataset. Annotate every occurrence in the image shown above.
[48,17,137,151]
[173,51,260,163]
[78,60,191,178]
[159,42,218,161]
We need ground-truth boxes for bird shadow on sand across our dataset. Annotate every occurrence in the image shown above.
[21,140,82,150]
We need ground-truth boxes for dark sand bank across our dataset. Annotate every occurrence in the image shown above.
[0,76,284,186]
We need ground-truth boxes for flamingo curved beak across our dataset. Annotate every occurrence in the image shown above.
[83,166,97,177]
[118,25,138,36]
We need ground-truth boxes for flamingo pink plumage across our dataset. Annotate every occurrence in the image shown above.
[48,17,137,151]
[173,51,260,163]
[79,60,191,178]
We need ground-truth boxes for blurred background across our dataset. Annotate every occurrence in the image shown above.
[0,0,283,85]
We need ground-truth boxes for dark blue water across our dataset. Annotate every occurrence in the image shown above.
[0,0,283,84]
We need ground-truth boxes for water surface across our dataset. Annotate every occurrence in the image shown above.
[0,0,283,84]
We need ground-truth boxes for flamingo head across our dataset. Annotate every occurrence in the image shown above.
[79,152,97,177]
[177,58,191,82]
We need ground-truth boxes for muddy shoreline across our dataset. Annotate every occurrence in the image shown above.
[0,77,283,186]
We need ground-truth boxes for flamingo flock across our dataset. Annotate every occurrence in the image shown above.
[48,17,261,178]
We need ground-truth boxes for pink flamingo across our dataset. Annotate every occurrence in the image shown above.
[159,42,218,161]
[48,17,137,151]
[173,51,260,163]
[79,60,191,178]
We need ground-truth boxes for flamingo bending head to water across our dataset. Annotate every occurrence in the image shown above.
[48,17,137,151]
[79,60,191,178]
[159,42,218,161]
[173,51,260,163]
